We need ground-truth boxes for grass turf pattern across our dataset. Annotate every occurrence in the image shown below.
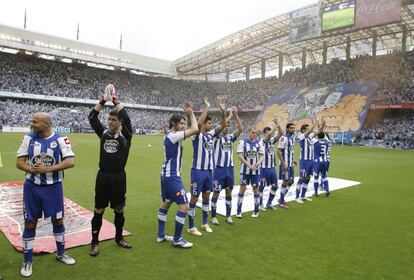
[0,133,413,279]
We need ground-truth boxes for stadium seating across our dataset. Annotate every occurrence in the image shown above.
[0,50,413,145]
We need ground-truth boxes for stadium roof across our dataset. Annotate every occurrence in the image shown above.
[175,0,414,81]
[0,24,177,76]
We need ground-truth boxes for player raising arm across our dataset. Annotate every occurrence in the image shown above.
[259,117,282,210]
[276,123,296,209]
[187,97,226,235]
[211,107,243,225]
[295,119,318,203]
[88,84,133,256]
[157,101,199,248]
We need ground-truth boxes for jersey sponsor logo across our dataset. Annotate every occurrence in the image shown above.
[266,146,275,154]
[221,142,232,151]
[50,141,58,149]
[203,140,214,151]
[30,153,55,167]
[245,149,257,159]
[103,139,119,153]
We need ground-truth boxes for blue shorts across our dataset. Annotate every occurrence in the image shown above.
[260,167,277,186]
[299,160,313,178]
[190,169,213,196]
[313,161,329,178]
[279,166,294,181]
[23,180,64,221]
[239,173,260,187]
[213,166,234,192]
[161,176,188,205]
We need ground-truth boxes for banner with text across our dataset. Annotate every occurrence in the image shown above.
[256,81,378,132]
[354,0,401,29]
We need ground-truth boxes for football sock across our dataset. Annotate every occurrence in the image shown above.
[52,223,65,256]
[279,184,288,204]
[188,202,196,229]
[174,211,187,241]
[225,196,232,217]
[314,175,320,195]
[254,193,260,213]
[237,193,244,214]
[323,178,330,193]
[114,211,125,242]
[211,196,218,218]
[259,182,265,206]
[91,211,103,245]
[202,201,209,225]
[157,208,168,238]
[296,178,304,198]
[22,227,35,263]
[267,185,278,205]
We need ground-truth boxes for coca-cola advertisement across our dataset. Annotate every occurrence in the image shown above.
[355,0,401,29]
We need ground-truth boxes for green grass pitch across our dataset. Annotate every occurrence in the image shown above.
[0,133,413,279]
[322,8,355,31]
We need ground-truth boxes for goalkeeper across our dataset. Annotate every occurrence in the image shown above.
[88,84,133,256]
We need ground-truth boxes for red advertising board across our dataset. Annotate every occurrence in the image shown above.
[355,0,401,29]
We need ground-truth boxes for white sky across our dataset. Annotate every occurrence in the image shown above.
[1,0,318,61]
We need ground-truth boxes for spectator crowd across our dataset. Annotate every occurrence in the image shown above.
[0,49,413,147]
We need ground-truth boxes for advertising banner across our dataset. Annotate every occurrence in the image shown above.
[290,4,322,42]
[354,0,401,29]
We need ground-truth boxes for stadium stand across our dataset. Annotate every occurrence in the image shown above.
[1,50,413,107]
[1,0,413,151]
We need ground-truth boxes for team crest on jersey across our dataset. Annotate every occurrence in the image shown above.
[50,141,58,149]
[104,139,119,153]
[203,140,214,151]
[266,146,275,154]
[30,153,55,167]
[245,150,257,159]
[221,142,231,151]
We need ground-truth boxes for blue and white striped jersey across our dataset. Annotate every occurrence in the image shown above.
[298,132,315,161]
[237,139,264,175]
[161,131,186,177]
[313,138,330,162]
[324,136,332,162]
[214,133,237,168]
[17,132,74,185]
[277,133,295,167]
[192,129,218,170]
[260,135,278,168]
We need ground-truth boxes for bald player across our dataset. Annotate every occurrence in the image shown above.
[17,112,76,277]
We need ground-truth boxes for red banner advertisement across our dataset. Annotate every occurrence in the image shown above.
[370,103,414,109]
[355,0,401,29]
[0,181,131,254]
